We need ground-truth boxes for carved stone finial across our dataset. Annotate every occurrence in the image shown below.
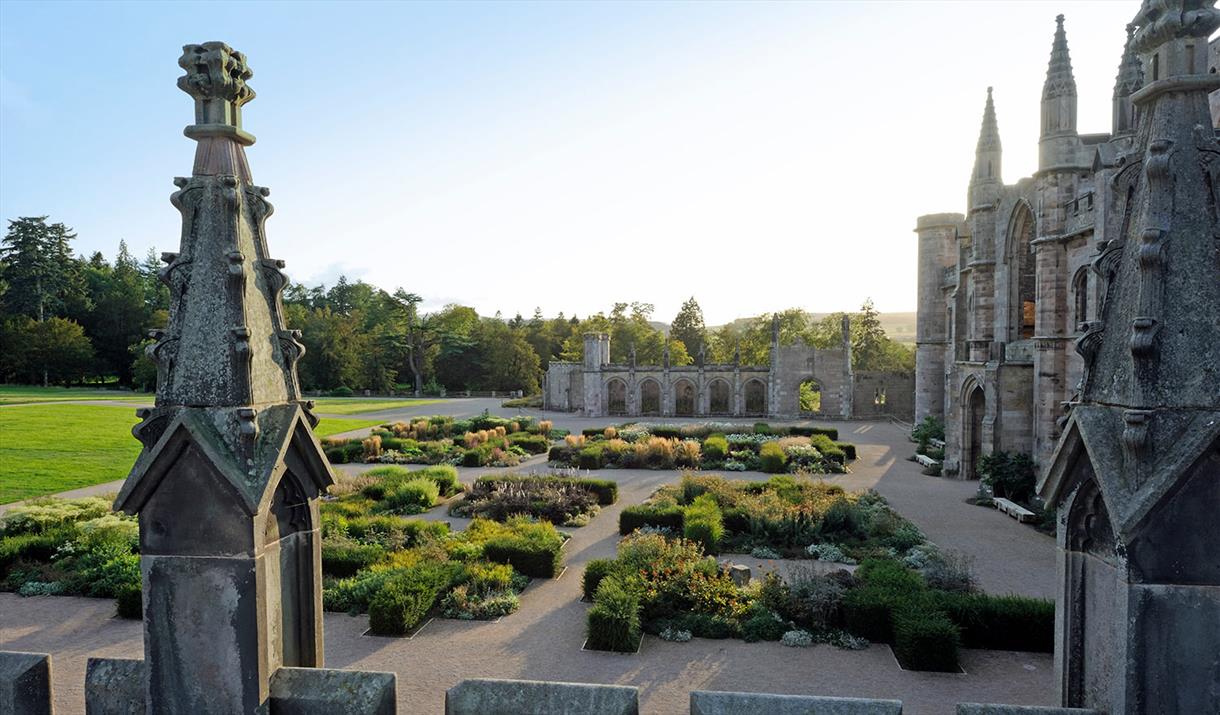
[178,42,256,145]
[1130,0,1220,55]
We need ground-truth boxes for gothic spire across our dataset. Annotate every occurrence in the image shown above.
[1043,14,1076,100]
[1041,14,1078,138]
[1112,23,1144,135]
[972,87,1001,184]
[148,42,308,411]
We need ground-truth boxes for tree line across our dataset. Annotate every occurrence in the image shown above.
[0,217,913,394]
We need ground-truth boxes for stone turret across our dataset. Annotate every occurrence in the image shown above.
[1040,15,1082,171]
[100,42,394,714]
[1112,24,1144,136]
[1040,2,1220,712]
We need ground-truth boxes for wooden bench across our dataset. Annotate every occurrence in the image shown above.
[928,438,945,450]
[993,497,1035,523]
[914,454,940,469]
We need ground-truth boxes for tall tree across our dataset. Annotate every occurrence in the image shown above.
[670,296,707,361]
[852,298,887,371]
[0,216,79,321]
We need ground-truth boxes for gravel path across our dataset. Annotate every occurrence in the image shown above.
[0,412,1057,713]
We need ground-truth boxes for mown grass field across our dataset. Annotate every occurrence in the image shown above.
[309,397,443,415]
[0,402,390,504]
[0,385,152,405]
[0,404,144,504]
[313,417,386,438]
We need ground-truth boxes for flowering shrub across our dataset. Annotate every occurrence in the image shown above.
[782,629,814,647]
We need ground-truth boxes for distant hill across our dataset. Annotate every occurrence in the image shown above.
[655,312,918,345]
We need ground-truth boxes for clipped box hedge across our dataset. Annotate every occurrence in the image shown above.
[933,591,1054,652]
[482,536,564,578]
[619,504,685,535]
[789,426,839,440]
[582,559,616,601]
[892,608,960,672]
[321,540,388,578]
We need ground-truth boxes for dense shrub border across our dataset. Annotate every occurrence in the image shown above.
[584,531,1053,668]
[550,422,856,474]
[621,474,926,562]
[324,412,560,468]
[0,498,141,618]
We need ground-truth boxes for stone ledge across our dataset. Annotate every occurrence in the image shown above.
[269,666,396,714]
[446,678,639,715]
[0,651,52,715]
[690,690,903,715]
[85,657,145,715]
[956,705,1105,715]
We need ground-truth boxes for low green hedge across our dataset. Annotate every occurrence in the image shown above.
[789,426,839,440]
[586,577,641,652]
[367,565,455,636]
[835,442,857,461]
[683,494,724,555]
[578,446,603,470]
[933,591,1054,652]
[508,433,550,455]
[893,608,960,672]
[0,529,71,574]
[619,504,685,535]
[482,535,563,578]
[582,559,616,601]
[321,540,387,578]
[115,585,142,620]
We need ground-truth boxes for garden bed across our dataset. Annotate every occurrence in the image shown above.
[548,422,856,475]
[1,497,145,619]
[619,474,925,562]
[449,472,618,527]
[580,531,1054,669]
[322,412,561,469]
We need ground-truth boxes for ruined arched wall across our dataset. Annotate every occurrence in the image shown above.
[768,342,852,419]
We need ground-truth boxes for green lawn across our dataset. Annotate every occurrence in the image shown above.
[309,397,443,415]
[0,403,144,504]
[313,417,384,438]
[0,403,385,504]
[0,384,152,405]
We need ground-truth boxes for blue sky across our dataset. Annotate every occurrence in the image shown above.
[1,1,1137,324]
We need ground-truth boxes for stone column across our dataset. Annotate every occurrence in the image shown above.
[913,213,962,423]
[1033,235,1069,471]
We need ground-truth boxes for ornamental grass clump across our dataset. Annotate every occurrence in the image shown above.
[378,478,440,515]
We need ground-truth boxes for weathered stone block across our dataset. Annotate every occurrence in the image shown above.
[84,658,144,715]
[729,564,751,586]
[445,678,639,715]
[690,690,903,715]
[0,651,52,715]
[269,666,396,714]
[956,706,1104,715]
